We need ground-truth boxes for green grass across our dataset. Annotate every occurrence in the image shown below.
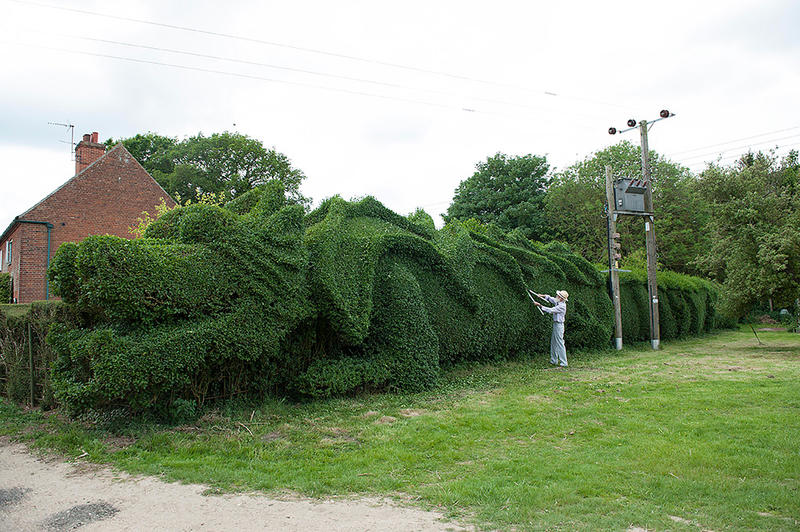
[0,300,62,319]
[2,328,799,531]
[0,303,33,319]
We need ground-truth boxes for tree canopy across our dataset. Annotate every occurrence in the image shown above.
[444,153,550,240]
[107,132,308,206]
[544,141,709,274]
[694,150,799,316]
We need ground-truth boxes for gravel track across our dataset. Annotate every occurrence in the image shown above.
[0,441,467,531]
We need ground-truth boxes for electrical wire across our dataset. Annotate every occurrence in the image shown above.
[676,134,800,163]
[682,142,800,169]
[16,41,452,109]
[40,31,606,120]
[667,126,800,157]
[417,199,452,209]
[5,39,595,128]
[7,0,629,111]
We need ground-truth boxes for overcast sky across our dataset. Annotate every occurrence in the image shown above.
[1,0,798,231]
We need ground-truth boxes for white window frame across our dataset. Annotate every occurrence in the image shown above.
[6,240,11,266]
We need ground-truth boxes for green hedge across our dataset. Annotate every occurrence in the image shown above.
[41,184,727,414]
[48,182,313,414]
[0,273,10,304]
[617,268,731,342]
[295,196,613,396]
[0,301,68,408]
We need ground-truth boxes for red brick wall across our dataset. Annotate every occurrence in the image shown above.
[18,223,50,303]
[2,144,176,302]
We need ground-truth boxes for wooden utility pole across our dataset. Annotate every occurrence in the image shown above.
[640,120,653,211]
[608,110,672,350]
[640,120,660,349]
[605,166,623,350]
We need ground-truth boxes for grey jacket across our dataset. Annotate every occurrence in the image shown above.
[541,295,566,323]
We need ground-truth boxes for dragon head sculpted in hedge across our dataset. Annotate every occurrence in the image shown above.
[47,182,720,414]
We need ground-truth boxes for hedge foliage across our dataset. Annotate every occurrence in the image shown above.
[617,268,734,341]
[42,182,726,413]
[0,273,10,304]
[48,182,313,414]
[293,196,619,397]
[0,301,67,409]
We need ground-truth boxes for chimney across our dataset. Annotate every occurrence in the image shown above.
[75,131,105,174]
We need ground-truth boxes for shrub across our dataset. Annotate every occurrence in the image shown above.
[294,199,614,396]
[616,268,725,342]
[0,301,69,408]
[0,273,10,304]
[46,189,728,413]
[48,185,313,414]
[406,208,437,238]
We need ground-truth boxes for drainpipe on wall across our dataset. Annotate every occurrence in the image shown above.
[17,219,54,300]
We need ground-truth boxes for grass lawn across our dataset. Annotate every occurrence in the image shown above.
[0,303,34,319]
[1,327,798,531]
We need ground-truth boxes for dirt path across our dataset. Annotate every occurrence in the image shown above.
[0,442,468,531]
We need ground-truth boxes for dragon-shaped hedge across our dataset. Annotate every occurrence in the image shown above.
[47,182,722,413]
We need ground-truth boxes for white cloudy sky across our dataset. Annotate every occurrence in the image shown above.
[1,0,798,231]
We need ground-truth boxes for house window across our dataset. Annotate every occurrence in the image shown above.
[6,241,11,265]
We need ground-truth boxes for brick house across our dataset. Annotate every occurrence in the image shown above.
[0,132,176,303]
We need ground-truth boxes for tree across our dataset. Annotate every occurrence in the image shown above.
[105,132,177,175]
[694,150,800,317]
[108,132,308,206]
[444,153,550,240]
[544,141,709,274]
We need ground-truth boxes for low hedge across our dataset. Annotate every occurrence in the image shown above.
[0,301,68,408]
[39,184,727,414]
[0,273,10,304]
[617,268,731,342]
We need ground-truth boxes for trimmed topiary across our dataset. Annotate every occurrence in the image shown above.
[48,184,313,413]
[43,186,726,413]
[616,268,724,342]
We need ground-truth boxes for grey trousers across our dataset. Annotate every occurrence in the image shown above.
[550,321,567,366]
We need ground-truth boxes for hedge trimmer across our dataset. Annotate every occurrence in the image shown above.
[527,289,545,315]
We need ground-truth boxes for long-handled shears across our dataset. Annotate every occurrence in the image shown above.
[527,289,545,315]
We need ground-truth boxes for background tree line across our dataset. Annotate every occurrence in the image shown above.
[106,132,308,207]
[445,142,799,319]
[109,130,797,320]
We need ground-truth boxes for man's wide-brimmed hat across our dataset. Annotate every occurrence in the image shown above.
[557,290,569,301]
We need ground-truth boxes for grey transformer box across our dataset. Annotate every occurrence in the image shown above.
[613,177,649,213]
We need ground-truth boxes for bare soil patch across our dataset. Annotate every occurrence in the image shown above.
[43,502,119,531]
[0,442,469,531]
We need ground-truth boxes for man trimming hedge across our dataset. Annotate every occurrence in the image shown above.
[531,290,570,367]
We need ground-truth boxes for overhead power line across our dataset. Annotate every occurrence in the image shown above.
[40,31,605,120]
[677,133,800,163]
[667,126,800,157]
[4,41,446,109]
[8,0,628,111]
[418,199,452,209]
[5,40,594,128]
[682,142,800,169]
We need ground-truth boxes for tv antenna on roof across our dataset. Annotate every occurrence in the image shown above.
[48,121,75,161]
